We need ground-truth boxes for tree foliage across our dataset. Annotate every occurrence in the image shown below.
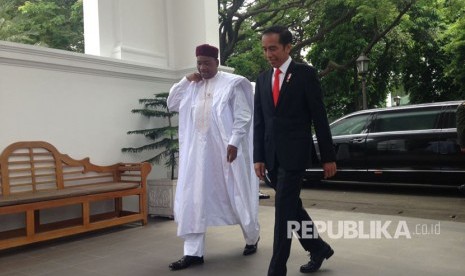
[441,0,465,96]
[0,0,83,52]
[219,0,465,118]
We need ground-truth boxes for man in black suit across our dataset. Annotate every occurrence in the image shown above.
[253,25,337,275]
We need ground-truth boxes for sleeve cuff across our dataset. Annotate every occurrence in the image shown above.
[229,135,240,148]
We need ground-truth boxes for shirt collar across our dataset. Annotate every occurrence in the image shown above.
[275,57,292,75]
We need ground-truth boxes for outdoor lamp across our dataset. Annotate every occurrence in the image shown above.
[356,54,370,109]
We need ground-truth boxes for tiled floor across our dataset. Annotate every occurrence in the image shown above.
[1,206,465,276]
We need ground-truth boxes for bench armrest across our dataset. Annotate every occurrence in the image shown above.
[118,162,152,187]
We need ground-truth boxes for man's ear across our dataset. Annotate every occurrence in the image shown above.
[285,44,292,54]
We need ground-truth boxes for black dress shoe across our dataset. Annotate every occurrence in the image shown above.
[259,191,270,199]
[300,245,334,273]
[169,255,204,271]
[243,237,259,255]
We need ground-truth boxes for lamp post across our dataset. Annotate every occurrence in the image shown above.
[393,96,401,106]
[356,53,370,109]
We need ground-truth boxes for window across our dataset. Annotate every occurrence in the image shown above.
[440,108,457,129]
[372,108,441,133]
[330,114,371,136]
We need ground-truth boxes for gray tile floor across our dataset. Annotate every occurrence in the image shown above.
[1,205,465,276]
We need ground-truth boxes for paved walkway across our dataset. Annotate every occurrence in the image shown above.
[0,205,464,276]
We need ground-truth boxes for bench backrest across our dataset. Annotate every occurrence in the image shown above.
[0,141,120,196]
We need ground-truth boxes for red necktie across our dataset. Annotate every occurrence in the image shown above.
[273,68,281,106]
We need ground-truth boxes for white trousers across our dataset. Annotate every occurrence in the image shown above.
[182,225,260,257]
[183,233,206,257]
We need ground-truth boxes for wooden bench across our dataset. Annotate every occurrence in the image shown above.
[0,141,151,250]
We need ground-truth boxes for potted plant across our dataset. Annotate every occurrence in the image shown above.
[122,92,178,218]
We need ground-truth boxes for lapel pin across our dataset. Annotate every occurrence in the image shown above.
[286,73,292,82]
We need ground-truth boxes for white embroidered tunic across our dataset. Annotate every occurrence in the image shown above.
[167,71,259,242]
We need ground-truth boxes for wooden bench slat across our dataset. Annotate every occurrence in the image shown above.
[62,170,86,175]
[8,160,55,165]
[8,166,56,173]
[6,175,34,181]
[7,183,33,188]
[8,173,55,180]
[9,152,53,157]
[64,174,114,182]
[30,180,57,186]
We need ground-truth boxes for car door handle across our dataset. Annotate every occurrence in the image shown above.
[350,137,366,143]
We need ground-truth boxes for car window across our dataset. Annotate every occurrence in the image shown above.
[330,114,371,136]
[372,108,441,132]
[440,109,457,129]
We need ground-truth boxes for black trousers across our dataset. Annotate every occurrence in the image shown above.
[267,165,327,276]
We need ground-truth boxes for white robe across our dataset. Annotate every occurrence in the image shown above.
[167,71,259,242]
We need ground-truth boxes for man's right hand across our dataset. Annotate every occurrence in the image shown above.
[322,162,337,179]
[186,73,202,82]
[254,162,266,180]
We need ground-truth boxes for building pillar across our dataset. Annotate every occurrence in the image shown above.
[83,0,219,70]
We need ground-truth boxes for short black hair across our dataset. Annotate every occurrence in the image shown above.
[262,25,293,45]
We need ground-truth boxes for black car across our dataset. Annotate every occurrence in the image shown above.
[306,101,465,186]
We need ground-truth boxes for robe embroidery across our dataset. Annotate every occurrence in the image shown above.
[194,78,215,135]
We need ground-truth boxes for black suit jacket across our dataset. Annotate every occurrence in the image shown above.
[253,61,336,171]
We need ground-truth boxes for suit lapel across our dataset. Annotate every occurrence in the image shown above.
[264,69,274,109]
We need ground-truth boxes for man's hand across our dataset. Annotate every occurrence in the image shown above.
[254,162,266,180]
[322,162,337,179]
[186,72,202,82]
[227,145,238,163]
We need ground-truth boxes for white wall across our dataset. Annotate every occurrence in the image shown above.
[0,41,183,179]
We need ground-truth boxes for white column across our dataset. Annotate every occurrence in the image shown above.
[166,0,220,70]
[83,0,120,58]
[83,0,219,71]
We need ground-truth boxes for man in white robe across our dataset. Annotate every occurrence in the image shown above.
[167,44,260,271]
